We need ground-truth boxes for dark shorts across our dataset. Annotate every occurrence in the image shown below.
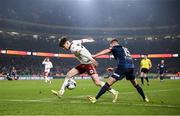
[141,68,149,73]
[159,70,165,75]
[75,64,97,75]
[111,68,135,80]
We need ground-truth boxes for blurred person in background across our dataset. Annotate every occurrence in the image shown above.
[157,60,167,81]
[140,55,152,86]
[6,66,19,80]
[42,57,53,83]
[11,66,19,80]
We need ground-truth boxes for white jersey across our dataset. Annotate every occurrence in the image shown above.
[70,40,93,64]
[42,61,53,73]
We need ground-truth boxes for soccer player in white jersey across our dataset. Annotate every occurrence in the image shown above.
[51,37,119,102]
[42,57,53,83]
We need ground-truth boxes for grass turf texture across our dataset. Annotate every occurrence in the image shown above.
[0,79,180,115]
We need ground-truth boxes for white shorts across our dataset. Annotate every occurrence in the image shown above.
[44,68,50,73]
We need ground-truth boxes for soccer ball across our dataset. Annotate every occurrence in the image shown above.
[66,78,76,90]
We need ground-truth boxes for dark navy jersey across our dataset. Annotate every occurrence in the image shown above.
[110,45,134,68]
[157,64,167,72]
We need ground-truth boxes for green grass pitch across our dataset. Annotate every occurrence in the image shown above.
[0,79,180,115]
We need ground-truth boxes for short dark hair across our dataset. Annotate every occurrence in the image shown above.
[59,37,68,47]
[110,39,118,43]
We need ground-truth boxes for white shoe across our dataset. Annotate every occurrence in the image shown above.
[112,91,119,103]
[59,89,65,96]
[87,96,97,103]
[51,90,64,98]
[144,96,149,103]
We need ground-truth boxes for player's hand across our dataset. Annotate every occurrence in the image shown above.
[92,55,96,58]
[90,38,95,42]
[87,37,95,41]
[82,38,95,43]
[106,67,114,72]
[92,60,99,67]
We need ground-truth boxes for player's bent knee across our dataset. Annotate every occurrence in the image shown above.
[65,74,72,79]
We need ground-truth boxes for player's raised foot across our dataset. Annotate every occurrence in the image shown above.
[112,91,119,103]
[144,96,149,103]
[87,96,97,103]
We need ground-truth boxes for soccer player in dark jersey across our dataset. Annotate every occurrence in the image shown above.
[88,39,149,103]
[157,60,167,81]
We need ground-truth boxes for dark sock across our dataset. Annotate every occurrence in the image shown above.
[141,78,144,85]
[95,83,110,99]
[135,84,146,99]
[160,76,163,80]
[145,77,149,83]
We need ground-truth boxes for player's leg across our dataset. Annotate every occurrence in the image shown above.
[144,72,150,86]
[91,73,119,102]
[126,68,149,102]
[140,72,144,85]
[88,76,118,103]
[130,79,149,102]
[45,72,52,84]
[86,64,118,102]
[88,68,122,103]
[60,67,79,91]
[44,72,49,83]
[160,73,164,81]
[95,77,117,99]
[140,68,144,85]
[51,67,79,97]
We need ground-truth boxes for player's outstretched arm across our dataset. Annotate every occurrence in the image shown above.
[89,57,99,67]
[72,38,95,44]
[94,48,111,58]
[106,67,114,72]
[42,58,46,64]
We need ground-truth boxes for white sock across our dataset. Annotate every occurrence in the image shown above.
[109,88,117,94]
[44,76,48,83]
[60,78,69,91]
[99,81,105,86]
[100,81,116,94]
[47,78,51,84]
